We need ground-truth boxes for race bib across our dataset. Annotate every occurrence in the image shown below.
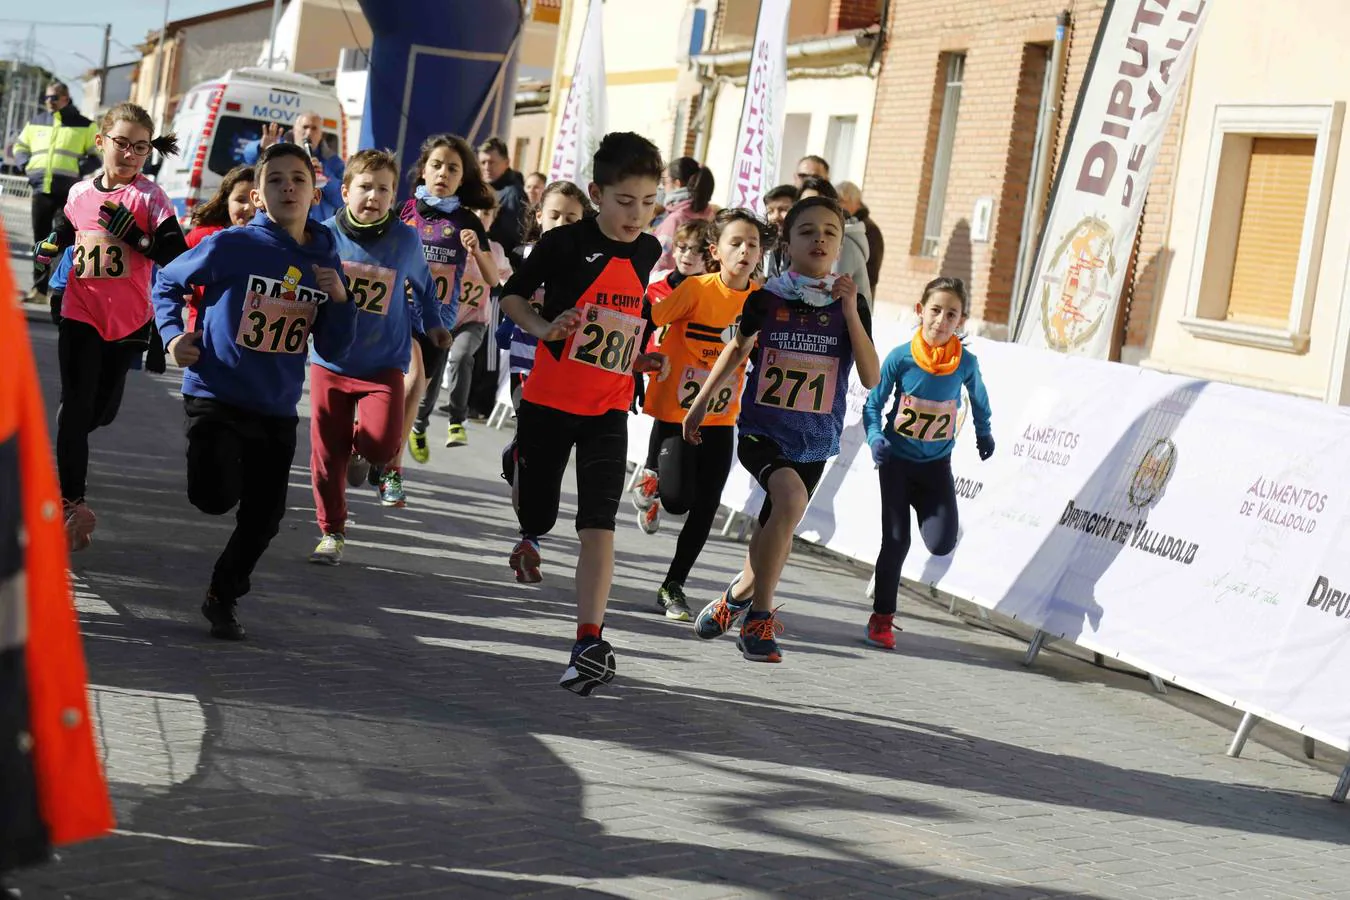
[677,365,736,414]
[568,305,644,375]
[73,231,128,280]
[429,262,457,305]
[459,275,489,310]
[343,261,396,316]
[754,348,838,414]
[894,394,958,442]
[235,291,313,354]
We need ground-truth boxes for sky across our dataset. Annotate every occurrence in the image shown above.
[1,0,254,84]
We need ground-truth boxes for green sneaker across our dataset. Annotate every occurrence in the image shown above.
[657,582,691,621]
[379,470,406,508]
[446,422,468,447]
[408,428,430,464]
[310,533,344,565]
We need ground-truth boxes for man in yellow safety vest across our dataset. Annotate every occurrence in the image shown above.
[13,81,99,303]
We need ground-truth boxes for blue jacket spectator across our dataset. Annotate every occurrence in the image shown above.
[241,113,345,223]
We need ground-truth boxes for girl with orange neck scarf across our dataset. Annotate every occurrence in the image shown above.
[860,277,994,650]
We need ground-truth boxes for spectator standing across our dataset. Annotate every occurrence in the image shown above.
[794,154,830,188]
[652,157,715,275]
[478,137,527,254]
[14,81,98,301]
[838,181,885,294]
[242,114,346,221]
[524,171,547,208]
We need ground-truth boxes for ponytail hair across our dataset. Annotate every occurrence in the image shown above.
[668,156,714,214]
[99,102,180,158]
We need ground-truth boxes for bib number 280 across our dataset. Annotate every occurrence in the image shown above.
[569,306,644,375]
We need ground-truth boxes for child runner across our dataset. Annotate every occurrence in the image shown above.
[862,277,994,648]
[309,149,449,565]
[32,102,184,551]
[154,142,357,640]
[636,209,766,621]
[395,134,496,495]
[631,219,709,518]
[498,133,666,695]
[683,196,880,663]
[426,201,508,449]
[184,164,255,330]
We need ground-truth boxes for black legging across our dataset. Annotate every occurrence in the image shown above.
[652,420,735,586]
[873,454,960,616]
[56,318,143,502]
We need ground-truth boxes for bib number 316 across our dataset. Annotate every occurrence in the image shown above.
[236,292,312,354]
[569,306,644,375]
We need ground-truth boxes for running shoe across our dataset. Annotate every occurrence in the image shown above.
[346,453,371,488]
[408,428,430,464]
[379,470,407,508]
[368,463,382,488]
[501,440,517,485]
[63,500,96,552]
[865,612,898,650]
[201,590,246,641]
[657,581,692,621]
[637,502,660,535]
[559,636,616,696]
[310,533,345,565]
[694,579,753,640]
[446,423,468,447]
[737,609,784,663]
[510,537,542,584]
[631,468,659,511]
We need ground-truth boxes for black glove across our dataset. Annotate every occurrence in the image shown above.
[33,232,59,276]
[49,290,63,326]
[98,201,154,256]
[977,433,995,461]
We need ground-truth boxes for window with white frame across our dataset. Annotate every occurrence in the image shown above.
[825,115,857,183]
[1180,103,1344,353]
[919,53,965,258]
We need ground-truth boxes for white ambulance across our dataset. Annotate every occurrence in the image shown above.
[158,68,347,223]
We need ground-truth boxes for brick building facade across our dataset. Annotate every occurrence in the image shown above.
[862,0,1183,361]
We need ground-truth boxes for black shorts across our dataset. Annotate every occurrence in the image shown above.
[515,400,628,535]
[737,433,827,527]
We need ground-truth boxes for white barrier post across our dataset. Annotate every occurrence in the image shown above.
[1148,674,1168,695]
[1227,712,1259,758]
[1022,630,1048,667]
[1333,765,1350,803]
[1305,736,1316,759]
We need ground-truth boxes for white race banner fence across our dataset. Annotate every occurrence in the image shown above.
[1016,0,1211,357]
[549,0,607,190]
[627,313,1350,760]
[724,0,791,216]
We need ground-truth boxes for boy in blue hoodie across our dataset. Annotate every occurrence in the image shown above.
[308,149,450,565]
[154,142,358,640]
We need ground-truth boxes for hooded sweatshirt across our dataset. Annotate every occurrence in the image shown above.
[841,218,873,310]
[153,213,358,418]
[314,210,440,378]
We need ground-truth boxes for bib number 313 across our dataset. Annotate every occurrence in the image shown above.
[73,231,127,280]
[236,292,313,354]
[754,349,838,414]
[569,306,644,375]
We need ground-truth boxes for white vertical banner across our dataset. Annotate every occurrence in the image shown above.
[1015,0,1211,358]
[725,0,791,215]
[549,0,608,189]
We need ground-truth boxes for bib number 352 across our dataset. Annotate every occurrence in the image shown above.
[754,349,838,414]
[343,261,396,316]
[235,292,313,354]
[569,306,644,375]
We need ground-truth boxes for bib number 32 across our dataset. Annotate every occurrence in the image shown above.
[569,306,644,375]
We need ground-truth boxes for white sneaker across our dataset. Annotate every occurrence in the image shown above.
[310,533,345,565]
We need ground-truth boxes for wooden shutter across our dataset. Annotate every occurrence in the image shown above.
[1226,137,1316,326]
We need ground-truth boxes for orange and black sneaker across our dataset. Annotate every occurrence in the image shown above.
[865,612,898,650]
[694,578,753,639]
[631,468,659,511]
[510,537,542,584]
[737,609,784,663]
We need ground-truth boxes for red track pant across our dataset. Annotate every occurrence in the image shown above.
[309,364,405,534]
